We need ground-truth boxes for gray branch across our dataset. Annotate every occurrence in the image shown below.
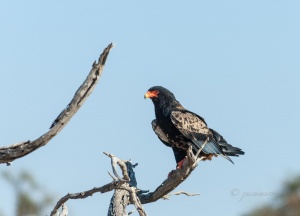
[50,152,144,216]
[138,146,203,204]
[0,43,114,165]
[105,153,146,216]
[162,191,200,200]
[108,189,131,216]
[56,204,68,216]
[50,181,120,216]
[51,146,205,216]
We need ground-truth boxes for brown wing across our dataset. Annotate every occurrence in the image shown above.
[170,110,225,156]
[170,111,210,137]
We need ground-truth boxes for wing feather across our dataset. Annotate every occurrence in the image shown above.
[170,110,225,156]
[151,119,171,147]
[151,119,187,163]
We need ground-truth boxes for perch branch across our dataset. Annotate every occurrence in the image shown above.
[51,146,206,215]
[0,43,114,164]
[138,146,204,204]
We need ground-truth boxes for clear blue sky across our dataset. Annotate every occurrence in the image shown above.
[1,1,300,215]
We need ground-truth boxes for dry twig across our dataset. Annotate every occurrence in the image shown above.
[104,152,130,182]
[162,191,200,200]
[50,182,120,216]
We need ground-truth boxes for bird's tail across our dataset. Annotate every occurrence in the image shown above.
[210,129,245,158]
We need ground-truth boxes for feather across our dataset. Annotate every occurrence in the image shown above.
[146,86,244,165]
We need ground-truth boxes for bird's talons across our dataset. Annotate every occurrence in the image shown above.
[176,157,187,169]
[167,157,187,178]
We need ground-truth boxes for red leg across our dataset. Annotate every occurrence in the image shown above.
[176,157,186,169]
[168,157,187,178]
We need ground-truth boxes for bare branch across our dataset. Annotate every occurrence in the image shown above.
[138,146,204,204]
[162,190,200,200]
[104,153,140,216]
[127,209,135,215]
[104,152,130,181]
[0,43,114,165]
[52,147,206,215]
[119,185,147,216]
[108,171,118,182]
[56,203,68,216]
[51,153,136,216]
[50,182,120,216]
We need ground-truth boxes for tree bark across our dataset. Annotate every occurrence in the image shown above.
[0,43,114,165]
[52,147,204,216]
[107,188,130,216]
[1,42,203,215]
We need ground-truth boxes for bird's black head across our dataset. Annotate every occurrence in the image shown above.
[144,86,176,107]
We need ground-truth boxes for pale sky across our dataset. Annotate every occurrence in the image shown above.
[1,1,300,216]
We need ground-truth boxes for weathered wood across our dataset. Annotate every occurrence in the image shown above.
[51,153,142,216]
[51,147,203,216]
[138,145,205,204]
[0,43,114,164]
[107,188,130,216]
[137,146,200,204]
[50,182,120,216]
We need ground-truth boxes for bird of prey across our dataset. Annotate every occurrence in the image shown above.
[144,86,244,169]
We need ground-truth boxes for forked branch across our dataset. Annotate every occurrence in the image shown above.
[51,146,204,216]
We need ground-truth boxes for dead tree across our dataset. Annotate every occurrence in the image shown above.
[1,43,203,216]
[51,148,204,216]
[0,43,113,165]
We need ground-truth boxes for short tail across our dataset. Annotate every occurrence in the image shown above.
[210,129,245,162]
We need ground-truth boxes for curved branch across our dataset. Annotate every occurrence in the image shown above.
[104,152,130,181]
[138,146,202,204]
[56,204,68,216]
[50,182,119,216]
[0,43,114,165]
[162,190,200,200]
[51,147,205,215]
[50,153,137,216]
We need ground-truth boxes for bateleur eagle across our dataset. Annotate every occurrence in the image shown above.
[144,86,244,168]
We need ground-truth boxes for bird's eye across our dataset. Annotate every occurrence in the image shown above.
[154,90,159,94]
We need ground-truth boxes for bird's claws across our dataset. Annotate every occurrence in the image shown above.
[176,157,186,169]
[167,157,187,178]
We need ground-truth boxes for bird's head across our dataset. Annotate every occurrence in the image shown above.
[144,86,176,106]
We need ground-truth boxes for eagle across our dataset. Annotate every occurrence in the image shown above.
[144,86,244,168]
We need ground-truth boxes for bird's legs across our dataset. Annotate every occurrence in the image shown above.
[168,157,187,178]
[176,157,186,169]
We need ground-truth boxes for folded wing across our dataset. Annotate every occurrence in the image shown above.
[170,110,233,163]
